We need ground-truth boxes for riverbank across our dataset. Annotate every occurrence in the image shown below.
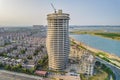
[70,37,120,68]
[70,30,120,41]
[93,32,120,40]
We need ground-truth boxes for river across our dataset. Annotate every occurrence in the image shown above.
[70,34,120,57]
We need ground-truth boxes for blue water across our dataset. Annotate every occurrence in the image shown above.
[70,34,120,57]
[69,26,120,32]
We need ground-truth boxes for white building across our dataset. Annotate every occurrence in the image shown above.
[80,52,95,76]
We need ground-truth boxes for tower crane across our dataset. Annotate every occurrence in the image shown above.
[51,3,56,13]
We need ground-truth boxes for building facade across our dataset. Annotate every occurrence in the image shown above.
[47,10,70,71]
[80,52,95,76]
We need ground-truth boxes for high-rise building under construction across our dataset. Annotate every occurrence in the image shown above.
[46,10,70,70]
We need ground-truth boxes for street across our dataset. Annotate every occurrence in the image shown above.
[0,69,43,80]
[96,57,120,80]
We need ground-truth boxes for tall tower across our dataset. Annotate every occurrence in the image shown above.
[47,10,70,71]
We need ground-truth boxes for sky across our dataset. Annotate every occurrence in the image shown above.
[0,0,120,26]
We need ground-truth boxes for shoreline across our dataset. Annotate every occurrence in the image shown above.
[70,31,120,41]
[70,37,110,54]
[70,37,120,67]
[91,34,120,41]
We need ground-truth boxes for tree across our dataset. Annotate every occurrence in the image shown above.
[20,50,25,54]
[22,68,27,73]
[95,61,101,67]
[5,65,11,70]
[27,56,32,59]
[36,55,48,69]
[11,66,18,71]
[0,62,3,67]
[26,68,35,74]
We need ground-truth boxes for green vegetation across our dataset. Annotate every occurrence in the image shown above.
[70,30,103,34]
[71,40,87,50]
[96,52,108,57]
[80,74,87,80]
[0,63,35,75]
[0,55,48,75]
[0,52,8,57]
[70,30,120,40]
[89,71,108,80]
[111,58,120,63]
[0,43,11,47]
[94,33,120,40]
[96,52,111,62]
[102,57,110,62]
[101,63,115,80]
[27,55,33,59]
[70,40,76,46]
[95,61,115,80]
[36,55,48,70]
[20,50,26,54]
[78,45,87,50]
[33,49,39,56]
[4,43,11,46]
[96,52,120,68]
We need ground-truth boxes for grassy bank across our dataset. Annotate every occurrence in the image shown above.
[70,30,120,40]
[94,32,120,40]
[96,52,120,68]
[70,30,103,34]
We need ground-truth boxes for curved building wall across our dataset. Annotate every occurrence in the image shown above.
[47,10,70,70]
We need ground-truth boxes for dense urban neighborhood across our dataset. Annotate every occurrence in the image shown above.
[0,26,48,75]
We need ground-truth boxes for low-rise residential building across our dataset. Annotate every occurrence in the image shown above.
[80,52,95,76]
[0,57,23,66]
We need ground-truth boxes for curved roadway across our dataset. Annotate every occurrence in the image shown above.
[96,57,120,80]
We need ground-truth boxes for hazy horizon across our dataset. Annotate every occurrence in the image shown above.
[0,0,120,26]
[0,24,120,27]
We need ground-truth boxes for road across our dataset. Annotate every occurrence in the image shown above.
[96,57,120,80]
[0,69,43,80]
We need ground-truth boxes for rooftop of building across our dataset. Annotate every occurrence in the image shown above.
[47,10,70,20]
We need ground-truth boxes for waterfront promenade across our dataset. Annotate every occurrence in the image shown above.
[70,37,120,63]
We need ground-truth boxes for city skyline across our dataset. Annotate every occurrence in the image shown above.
[0,0,120,26]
